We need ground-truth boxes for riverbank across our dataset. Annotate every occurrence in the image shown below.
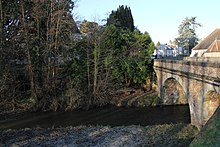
[189,107,220,146]
[0,123,198,146]
[0,92,197,146]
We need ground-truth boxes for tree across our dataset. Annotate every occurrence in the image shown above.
[0,0,80,111]
[175,17,201,54]
[107,5,134,31]
[0,1,156,111]
[156,41,161,49]
[79,20,98,34]
[109,28,154,87]
[0,0,3,62]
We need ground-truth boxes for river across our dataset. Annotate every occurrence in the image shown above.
[0,104,190,130]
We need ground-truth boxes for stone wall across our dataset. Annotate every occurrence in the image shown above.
[154,59,220,130]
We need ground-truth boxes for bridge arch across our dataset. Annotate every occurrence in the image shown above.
[160,73,188,94]
[202,90,220,124]
[162,77,188,105]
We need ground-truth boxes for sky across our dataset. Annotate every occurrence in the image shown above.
[75,0,220,44]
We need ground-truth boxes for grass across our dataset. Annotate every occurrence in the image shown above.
[189,107,220,147]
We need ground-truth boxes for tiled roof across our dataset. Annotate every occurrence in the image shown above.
[193,28,220,50]
[206,40,220,52]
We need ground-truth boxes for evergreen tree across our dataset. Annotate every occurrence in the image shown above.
[175,16,201,54]
[107,5,134,31]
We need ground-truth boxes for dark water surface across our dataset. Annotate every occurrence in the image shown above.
[0,105,190,129]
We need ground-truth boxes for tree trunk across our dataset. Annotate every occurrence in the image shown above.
[86,47,92,109]
[45,0,53,85]
[21,3,38,103]
[0,0,3,64]
[93,46,98,97]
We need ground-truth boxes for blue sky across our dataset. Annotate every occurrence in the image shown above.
[75,0,220,44]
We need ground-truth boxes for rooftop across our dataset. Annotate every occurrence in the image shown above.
[193,28,220,50]
[206,40,220,52]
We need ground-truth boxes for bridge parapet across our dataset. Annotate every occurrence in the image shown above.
[184,57,220,63]
[154,59,220,84]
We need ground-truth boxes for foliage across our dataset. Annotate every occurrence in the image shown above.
[175,17,201,54]
[79,20,99,34]
[113,27,154,86]
[0,0,79,111]
[65,22,155,109]
[107,5,134,31]
[0,2,155,111]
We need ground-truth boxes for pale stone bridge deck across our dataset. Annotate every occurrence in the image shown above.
[153,58,220,129]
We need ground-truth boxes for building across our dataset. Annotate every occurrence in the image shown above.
[203,39,220,57]
[190,28,220,57]
[153,42,191,59]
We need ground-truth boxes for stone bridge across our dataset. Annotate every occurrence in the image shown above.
[153,58,220,129]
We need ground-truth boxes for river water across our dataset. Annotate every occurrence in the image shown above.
[0,105,190,130]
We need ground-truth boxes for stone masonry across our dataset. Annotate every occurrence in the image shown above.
[154,59,220,130]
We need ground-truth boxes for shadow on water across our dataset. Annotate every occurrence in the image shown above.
[0,105,190,130]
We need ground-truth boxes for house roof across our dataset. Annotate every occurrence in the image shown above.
[192,28,220,50]
[206,39,220,52]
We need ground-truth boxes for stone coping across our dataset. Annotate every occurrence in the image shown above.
[184,57,220,63]
[154,58,220,68]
